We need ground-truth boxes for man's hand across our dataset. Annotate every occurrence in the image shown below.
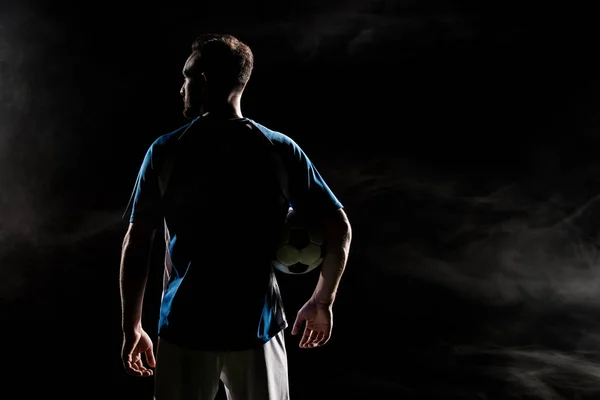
[121,327,156,377]
[291,298,333,348]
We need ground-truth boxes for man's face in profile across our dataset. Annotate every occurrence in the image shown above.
[180,53,204,119]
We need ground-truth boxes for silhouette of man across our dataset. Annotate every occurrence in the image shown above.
[119,33,352,400]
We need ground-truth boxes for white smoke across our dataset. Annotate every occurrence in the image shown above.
[323,152,600,398]
[0,4,128,299]
[236,0,476,61]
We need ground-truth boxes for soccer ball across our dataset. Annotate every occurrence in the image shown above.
[272,207,324,274]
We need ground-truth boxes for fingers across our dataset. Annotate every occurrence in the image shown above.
[314,330,331,347]
[124,354,154,377]
[311,331,325,347]
[291,316,304,336]
[123,352,154,377]
[135,357,153,376]
[299,327,314,348]
[145,347,156,368]
[122,330,155,377]
[292,309,332,348]
[299,329,331,349]
[300,330,318,348]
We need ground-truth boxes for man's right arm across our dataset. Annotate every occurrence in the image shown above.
[310,208,352,306]
[275,136,351,304]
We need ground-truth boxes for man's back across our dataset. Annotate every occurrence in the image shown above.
[147,117,290,350]
[128,113,343,352]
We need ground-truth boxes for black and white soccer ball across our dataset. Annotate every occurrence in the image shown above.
[272,207,324,274]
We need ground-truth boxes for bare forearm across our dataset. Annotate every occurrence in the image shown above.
[312,223,352,305]
[120,234,154,332]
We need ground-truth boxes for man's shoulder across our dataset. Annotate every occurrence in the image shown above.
[144,120,198,168]
[151,119,197,150]
[247,119,297,148]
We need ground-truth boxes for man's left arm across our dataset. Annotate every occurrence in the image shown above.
[120,222,156,332]
[120,144,163,331]
[120,222,158,377]
[120,144,163,376]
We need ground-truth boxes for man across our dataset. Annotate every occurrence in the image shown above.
[120,33,352,400]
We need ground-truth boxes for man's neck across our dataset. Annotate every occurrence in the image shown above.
[201,97,243,119]
[201,110,243,119]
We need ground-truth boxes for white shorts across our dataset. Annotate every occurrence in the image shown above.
[153,329,290,400]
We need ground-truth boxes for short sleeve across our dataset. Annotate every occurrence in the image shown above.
[281,139,343,224]
[127,145,163,227]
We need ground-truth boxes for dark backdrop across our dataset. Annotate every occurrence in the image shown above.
[2,1,600,399]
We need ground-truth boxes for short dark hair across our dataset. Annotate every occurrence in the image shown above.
[191,34,254,93]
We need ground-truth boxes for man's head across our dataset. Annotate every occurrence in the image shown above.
[181,34,254,118]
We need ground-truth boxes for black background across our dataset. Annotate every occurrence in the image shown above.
[2,1,600,399]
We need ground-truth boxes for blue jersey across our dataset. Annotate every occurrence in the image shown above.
[127,116,343,350]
